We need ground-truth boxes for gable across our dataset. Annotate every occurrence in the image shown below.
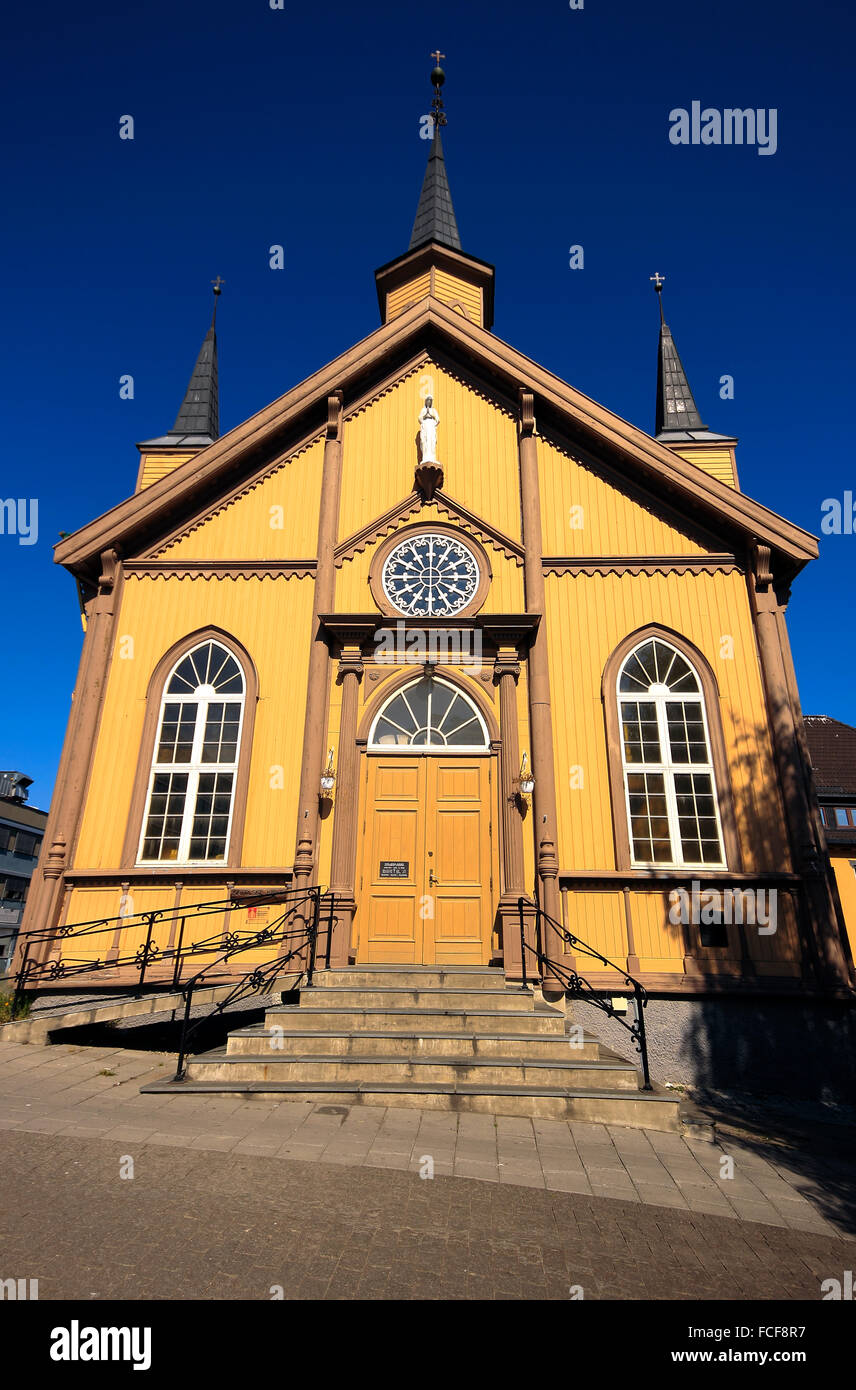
[146,437,324,562]
[538,432,727,559]
[338,358,521,546]
[55,298,816,584]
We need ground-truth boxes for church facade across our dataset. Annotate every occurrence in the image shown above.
[18,72,854,1092]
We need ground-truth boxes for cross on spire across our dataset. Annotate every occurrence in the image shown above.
[429,49,448,131]
[650,272,665,324]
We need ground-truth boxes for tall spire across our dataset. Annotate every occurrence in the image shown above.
[651,273,707,438]
[409,56,462,252]
[170,279,222,442]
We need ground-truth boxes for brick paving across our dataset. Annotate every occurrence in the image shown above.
[1,1042,853,1239]
[2,1128,854,1300]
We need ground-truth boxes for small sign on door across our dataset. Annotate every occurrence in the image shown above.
[379,860,409,878]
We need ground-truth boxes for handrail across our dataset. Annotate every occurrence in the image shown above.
[172,888,335,1080]
[518,897,653,1091]
[11,883,315,1016]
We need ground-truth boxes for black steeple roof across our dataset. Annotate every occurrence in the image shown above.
[409,124,461,252]
[656,319,706,437]
[171,321,219,441]
[139,287,222,449]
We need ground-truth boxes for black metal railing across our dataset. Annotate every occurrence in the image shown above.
[10,884,334,1016]
[518,897,652,1090]
[172,888,340,1080]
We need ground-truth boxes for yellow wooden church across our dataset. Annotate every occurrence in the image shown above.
[17,63,854,1108]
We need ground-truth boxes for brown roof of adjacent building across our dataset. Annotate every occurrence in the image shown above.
[804,716,856,798]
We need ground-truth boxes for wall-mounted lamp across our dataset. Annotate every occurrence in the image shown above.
[320,748,336,796]
[514,752,535,805]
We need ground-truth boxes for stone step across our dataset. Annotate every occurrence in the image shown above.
[298,986,535,1012]
[138,1076,681,1131]
[314,967,503,991]
[226,1027,602,1062]
[263,1006,566,1036]
[185,1049,640,1090]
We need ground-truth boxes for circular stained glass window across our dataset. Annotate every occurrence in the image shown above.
[381,532,480,617]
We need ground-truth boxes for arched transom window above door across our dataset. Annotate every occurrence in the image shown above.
[368,676,489,751]
[381,531,480,617]
[617,638,726,868]
[138,640,246,863]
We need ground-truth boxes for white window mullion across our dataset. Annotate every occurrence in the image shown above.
[179,700,208,862]
[178,770,199,863]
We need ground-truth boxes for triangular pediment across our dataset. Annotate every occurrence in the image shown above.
[56,297,817,583]
[335,490,524,568]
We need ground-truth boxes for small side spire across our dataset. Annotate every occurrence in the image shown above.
[409,55,462,252]
[651,273,707,437]
[170,279,222,441]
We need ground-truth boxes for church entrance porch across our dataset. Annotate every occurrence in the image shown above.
[357,754,494,964]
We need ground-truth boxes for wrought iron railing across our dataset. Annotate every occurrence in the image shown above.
[171,888,340,1080]
[518,897,653,1090]
[11,885,333,1015]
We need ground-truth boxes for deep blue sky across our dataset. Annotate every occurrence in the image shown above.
[2,0,854,808]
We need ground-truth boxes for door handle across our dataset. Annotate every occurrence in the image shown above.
[429,865,438,886]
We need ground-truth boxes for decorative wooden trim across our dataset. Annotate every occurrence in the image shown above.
[367,521,493,619]
[335,490,524,569]
[55,299,818,583]
[355,664,501,747]
[375,240,496,329]
[542,555,741,577]
[119,626,260,871]
[141,430,324,560]
[600,623,743,873]
[125,561,316,580]
[63,867,293,887]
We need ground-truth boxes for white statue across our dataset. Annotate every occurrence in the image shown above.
[418,396,439,463]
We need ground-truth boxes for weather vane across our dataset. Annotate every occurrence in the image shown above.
[430,50,447,131]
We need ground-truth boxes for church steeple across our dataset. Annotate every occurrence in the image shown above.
[375,55,495,330]
[652,274,707,438]
[409,59,462,252]
[170,279,221,442]
[135,280,223,492]
[650,274,740,489]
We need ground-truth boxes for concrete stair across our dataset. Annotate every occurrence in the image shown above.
[142,965,681,1131]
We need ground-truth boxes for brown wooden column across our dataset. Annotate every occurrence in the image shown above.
[493,644,533,976]
[327,642,364,966]
[517,389,563,986]
[749,546,851,988]
[14,549,122,972]
[292,392,344,912]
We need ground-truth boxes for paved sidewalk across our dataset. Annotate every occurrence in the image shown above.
[1,1041,853,1237]
[2,1129,854,1301]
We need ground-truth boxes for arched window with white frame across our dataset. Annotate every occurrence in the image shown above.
[368,675,489,751]
[617,637,726,868]
[138,640,245,863]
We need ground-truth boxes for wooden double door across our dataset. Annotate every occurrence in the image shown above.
[357,755,494,964]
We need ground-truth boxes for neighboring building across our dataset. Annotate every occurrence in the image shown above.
[805,716,856,961]
[0,774,47,976]
[16,65,855,1100]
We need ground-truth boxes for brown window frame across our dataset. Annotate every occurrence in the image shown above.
[601,624,742,872]
[121,628,259,870]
